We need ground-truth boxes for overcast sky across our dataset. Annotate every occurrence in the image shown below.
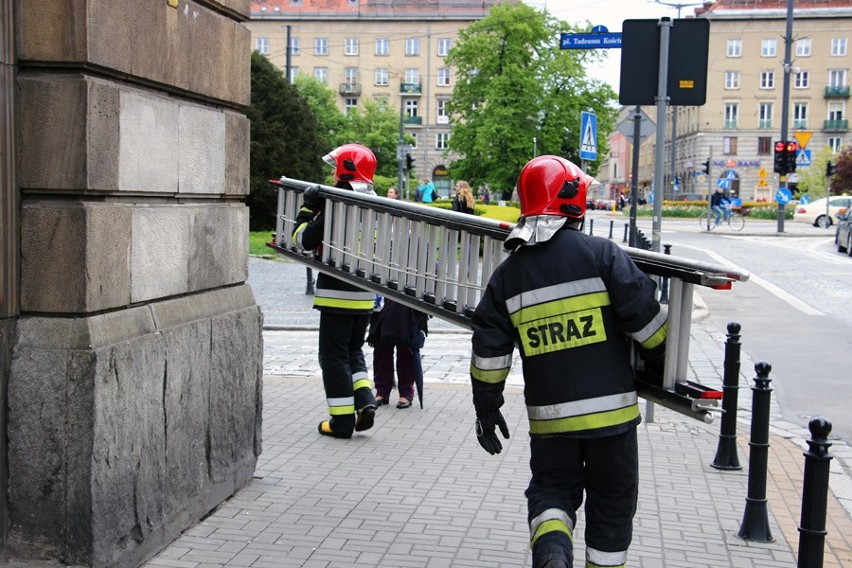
[530,0,691,92]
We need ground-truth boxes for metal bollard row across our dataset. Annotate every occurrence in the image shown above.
[712,322,743,470]
[738,361,774,543]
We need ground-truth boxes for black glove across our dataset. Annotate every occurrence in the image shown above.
[302,185,324,211]
[475,410,510,455]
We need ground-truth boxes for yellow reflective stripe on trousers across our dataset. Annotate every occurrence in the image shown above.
[586,545,627,567]
[352,371,371,391]
[327,396,355,416]
[470,352,512,384]
[529,508,574,548]
[313,289,377,311]
[509,291,611,328]
[529,403,640,435]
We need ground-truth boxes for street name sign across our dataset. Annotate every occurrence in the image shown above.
[561,32,622,49]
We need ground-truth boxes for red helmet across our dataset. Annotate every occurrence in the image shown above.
[322,144,376,192]
[517,155,593,219]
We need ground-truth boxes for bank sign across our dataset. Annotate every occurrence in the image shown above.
[560,32,622,49]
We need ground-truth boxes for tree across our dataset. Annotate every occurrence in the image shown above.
[293,74,351,152]
[248,51,325,229]
[446,3,617,197]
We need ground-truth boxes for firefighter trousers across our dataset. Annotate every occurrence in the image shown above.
[526,428,638,568]
[317,311,375,435]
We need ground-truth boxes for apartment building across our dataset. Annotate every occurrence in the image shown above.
[600,0,852,202]
[246,0,507,196]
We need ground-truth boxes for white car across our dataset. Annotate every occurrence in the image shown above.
[792,196,852,227]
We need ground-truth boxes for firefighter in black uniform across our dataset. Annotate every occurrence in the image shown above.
[469,156,667,568]
[293,143,379,438]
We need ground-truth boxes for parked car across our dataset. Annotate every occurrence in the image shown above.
[677,192,706,202]
[836,209,852,255]
[792,196,852,227]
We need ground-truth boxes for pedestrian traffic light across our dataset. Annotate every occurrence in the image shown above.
[699,158,710,175]
[405,153,414,172]
[785,140,799,173]
[827,160,838,177]
[773,140,788,175]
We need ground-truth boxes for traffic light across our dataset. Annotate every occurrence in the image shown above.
[405,153,415,172]
[827,160,838,177]
[699,158,710,175]
[785,140,799,173]
[774,140,787,174]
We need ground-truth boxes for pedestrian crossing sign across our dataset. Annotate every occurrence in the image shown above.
[796,149,811,167]
[580,111,597,161]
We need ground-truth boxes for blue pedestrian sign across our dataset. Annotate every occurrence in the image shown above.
[776,187,792,204]
[716,178,730,190]
[796,149,812,167]
[580,111,598,161]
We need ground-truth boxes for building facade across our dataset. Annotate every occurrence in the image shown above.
[600,0,852,202]
[246,0,507,197]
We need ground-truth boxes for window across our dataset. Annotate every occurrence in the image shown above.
[796,38,812,57]
[375,38,389,56]
[405,99,419,118]
[795,70,809,88]
[829,137,843,153]
[832,37,848,56]
[757,137,772,155]
[760,71,774,89]
[344,67,358,85]
[726,39,742,57]
[289,37,300,55]
[314,67,328,84]
[828,101,844,121]
[724,71,740,90]
[405,38,420,56]
[437,68,451,87]
[761,38,776,57]
[437,98,449,124]
[375,68,389,86]
[256,37,269,55]
[404,68,419,85]
[829,69,847,87]
[794,103,808,129]
[436,132,450,150]
[314,38,328,56]
[345,38,359,56]
[438,38,452,57]
[724,103,738,128]
[723,136,737,155]
[344,98,358,116]
[758,103,772,129]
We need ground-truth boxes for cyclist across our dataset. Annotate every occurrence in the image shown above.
[710,187,730,226]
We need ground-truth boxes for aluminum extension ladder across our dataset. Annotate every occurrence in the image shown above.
[268,177,750,423]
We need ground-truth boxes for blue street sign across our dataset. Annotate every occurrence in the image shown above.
[580,111,598,161]
[800,194,811,205]
[796,149,812,167]
[776,187,792,204]
[717,178,730,190]
[561,32,622,50]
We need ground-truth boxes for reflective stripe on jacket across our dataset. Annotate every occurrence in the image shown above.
[470,225,667,438]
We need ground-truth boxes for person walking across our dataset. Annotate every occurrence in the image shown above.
[292,143,379,439]
[452,180,476,215]
[468,155,668,567]
[418,178,437,203]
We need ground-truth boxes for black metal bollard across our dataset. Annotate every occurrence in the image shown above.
[306,267,315,295]
[608,220,614,239]
[588,218,594,236]
[659,244,671,304]
[738,361,774,542]
[797,417,833,568]
[712,322,743,470]
[623,223,629,243]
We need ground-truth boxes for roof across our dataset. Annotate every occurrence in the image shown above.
[695,0,852,18]
[250,0,513,20]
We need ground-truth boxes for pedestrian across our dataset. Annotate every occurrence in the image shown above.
[418,178,437,203]
[452,180,476,215]
[368,298,428,409]
[292,143,379,439]
[711,186,729,225]
[468,155,668,567]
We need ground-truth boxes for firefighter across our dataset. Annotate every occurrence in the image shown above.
[292,143,379,438]
[469,156,667,567]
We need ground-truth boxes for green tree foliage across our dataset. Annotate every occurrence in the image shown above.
[830,145,852,195]
[248,51,325,229]
[293,74,351,151]
[446,3,617,198]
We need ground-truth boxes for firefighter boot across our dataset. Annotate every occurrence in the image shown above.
[318,415,356,439]
[354,404,376,432]
[532,533,573,568]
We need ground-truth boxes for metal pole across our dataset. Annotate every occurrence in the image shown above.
[797,417,833,568]
[629,106,642,247]
[398,97,405,198]
[651,18,672,253]
[285,25,292,83]
[738,361,774,542]
[777,0,794,233]
[705,146,713,230]
[712,322,743,470]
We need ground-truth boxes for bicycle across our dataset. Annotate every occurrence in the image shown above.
[698,204,745,231]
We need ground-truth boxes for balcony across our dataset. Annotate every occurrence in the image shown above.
[403,116,422,125]
[823,119,849,131]
[400,82,422,95]
[793,120,807,129]
[338,82,361,96]
[724,119,738,129]
[824,86,850,98]
[758,119,772,129]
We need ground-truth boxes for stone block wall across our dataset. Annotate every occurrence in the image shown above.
[6,1,261,565]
